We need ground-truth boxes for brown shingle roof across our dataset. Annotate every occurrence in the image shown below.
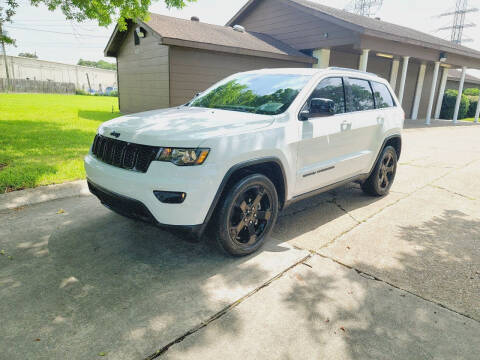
[105,13,315,63]
[228,0,480,60]
[448,69,480,85]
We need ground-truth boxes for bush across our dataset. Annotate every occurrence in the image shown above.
[463,88,480,96]
[467,96,478,118]
[75,89,89,96]
[440,89,470,120]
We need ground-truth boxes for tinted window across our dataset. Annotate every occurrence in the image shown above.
[189,73,312,115]
[372,81,395,108]
[348,78,375,111]
[306,77,345,115]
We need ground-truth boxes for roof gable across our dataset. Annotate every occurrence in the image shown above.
[105,13,315,64]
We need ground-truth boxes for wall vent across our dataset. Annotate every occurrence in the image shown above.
[233,24,246,33]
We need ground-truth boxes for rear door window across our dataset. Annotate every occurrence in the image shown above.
[371,81,395,108]
[347,78,375,112]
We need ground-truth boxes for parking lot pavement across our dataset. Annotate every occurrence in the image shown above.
[1,123,480,359]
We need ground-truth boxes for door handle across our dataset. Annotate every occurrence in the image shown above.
[341,120,352,131]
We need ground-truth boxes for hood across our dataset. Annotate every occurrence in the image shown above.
[98,106,276,147]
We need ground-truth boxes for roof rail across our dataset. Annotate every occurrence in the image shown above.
[327,67,379,77]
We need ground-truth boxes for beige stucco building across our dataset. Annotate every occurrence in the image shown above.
[0,55,117,92]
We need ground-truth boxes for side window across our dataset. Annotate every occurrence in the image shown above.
[347,78,375,111]
[305,77,346,116]
[372,81,395,108]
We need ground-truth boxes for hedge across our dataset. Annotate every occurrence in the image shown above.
[463,88,480,96]
[440,89,470,120]
[467,96,478,118]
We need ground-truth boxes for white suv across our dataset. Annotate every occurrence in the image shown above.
[85,67,404,256]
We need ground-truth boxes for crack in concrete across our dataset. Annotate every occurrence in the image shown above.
[317,157,480,251]
[145,254,312,359]
[429,184,477,201]
[314,252,480,324]
[327,197,361,224]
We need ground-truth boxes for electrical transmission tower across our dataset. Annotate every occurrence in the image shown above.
[345,0,384,17]
[437,0,478,44]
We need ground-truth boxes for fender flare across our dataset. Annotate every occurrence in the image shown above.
[198,157,288,235]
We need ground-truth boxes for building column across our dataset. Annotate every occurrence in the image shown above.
[474,95,480,123]
[453,66,467,124]
[389,58,400,90]
[359,49,370,72]
[312,49,330,69]
[425,61,440,125]
[434,67,449,119]
[398,56,410,105]
[411,62,427,120]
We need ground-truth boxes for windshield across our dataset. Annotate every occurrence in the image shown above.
[189,73,312,115]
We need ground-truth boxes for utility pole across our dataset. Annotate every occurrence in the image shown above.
[437,0,478,44]
[346,0,384,17]
[0,21,11,92]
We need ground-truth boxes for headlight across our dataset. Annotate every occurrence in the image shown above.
[155,148,210,166]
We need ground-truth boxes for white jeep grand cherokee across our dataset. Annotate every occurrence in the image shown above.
[85,67,404,256]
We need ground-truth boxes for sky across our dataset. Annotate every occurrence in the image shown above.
[3,0,480,71]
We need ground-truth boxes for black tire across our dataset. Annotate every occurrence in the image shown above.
[361,145,398,196]
[215,174,279,256]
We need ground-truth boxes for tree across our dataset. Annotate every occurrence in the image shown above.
[0,0,196,45]
[78,59,116,70]
[18,52,38,58]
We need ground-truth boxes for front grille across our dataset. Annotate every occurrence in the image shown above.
[91,135,159,173]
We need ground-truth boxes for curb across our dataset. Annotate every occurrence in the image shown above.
[0,180,90,211]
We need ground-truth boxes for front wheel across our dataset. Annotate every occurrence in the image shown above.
[215,174,279,256]
[361,145,398,196]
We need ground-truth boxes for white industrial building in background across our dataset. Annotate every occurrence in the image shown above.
[0,55,117,92]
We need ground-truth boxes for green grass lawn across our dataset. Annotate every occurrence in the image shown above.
[0,93,120,193]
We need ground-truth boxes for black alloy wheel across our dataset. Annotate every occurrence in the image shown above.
[216,174,278,256]
[377,150,396,191]
[361,145,398,196]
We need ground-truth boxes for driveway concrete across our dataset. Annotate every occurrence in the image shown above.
[1,121,480,359]
[163,256,480,360]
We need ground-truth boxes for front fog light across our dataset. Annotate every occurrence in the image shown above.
[154,191,187,204]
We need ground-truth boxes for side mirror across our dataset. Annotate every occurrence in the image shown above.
[299,110,310,121]
[310,98,335,117]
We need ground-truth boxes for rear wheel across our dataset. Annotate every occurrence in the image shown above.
[361,145,398,196]
[215,174,278,256]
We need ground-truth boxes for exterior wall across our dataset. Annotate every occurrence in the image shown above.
[366,56,392,81]
[330,50,359,69]
[234,0,358,50]
[0,55,116,92]
[117,27,169,113]
[446,80,480,91]
[168,46,310,106]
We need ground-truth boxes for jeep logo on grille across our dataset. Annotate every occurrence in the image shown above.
[110,131,121,138]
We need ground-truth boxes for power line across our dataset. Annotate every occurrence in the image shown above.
[436,0,478,44]
[3,25,110,38]
[345,0,384,17]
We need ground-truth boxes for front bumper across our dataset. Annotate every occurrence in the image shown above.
[87,180,203,236]
[84,153,221,229]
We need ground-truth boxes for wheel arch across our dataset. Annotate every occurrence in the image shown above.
[201,157,288,232]
[369,134,402,177]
